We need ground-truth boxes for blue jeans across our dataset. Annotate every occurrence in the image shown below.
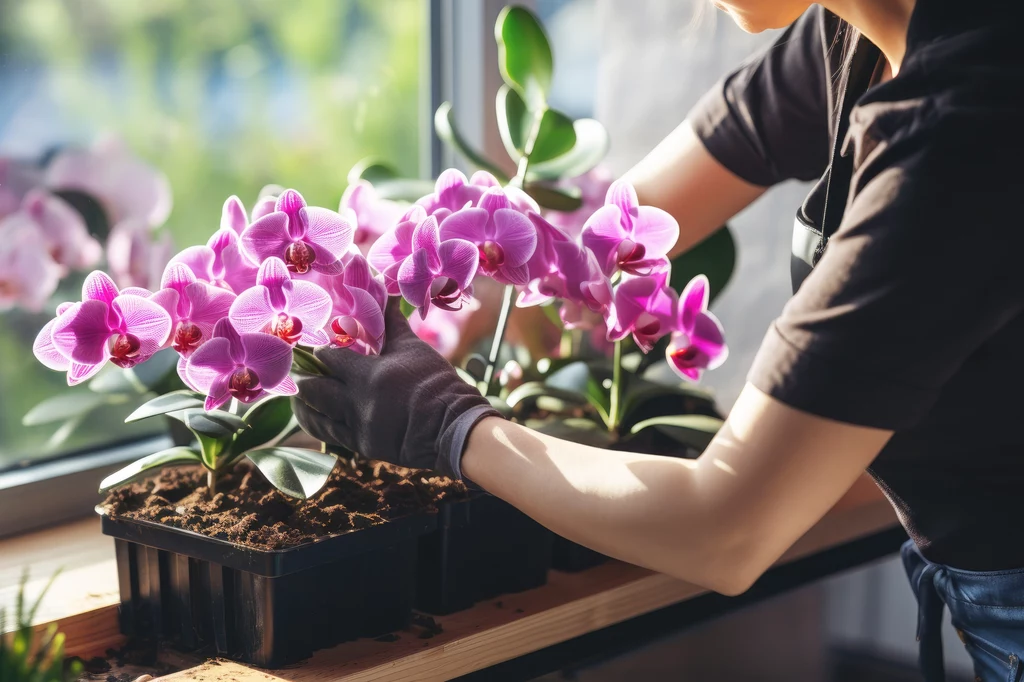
[902,540,1024,681]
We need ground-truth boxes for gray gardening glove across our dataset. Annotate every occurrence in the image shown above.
[293,299,500,478]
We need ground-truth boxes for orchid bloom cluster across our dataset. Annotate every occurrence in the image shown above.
[33,189,388,412]
[368,170,728,381]
[0,136,174,312]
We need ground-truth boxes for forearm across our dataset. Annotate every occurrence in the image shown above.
[621,120,767,259]
[461,385,891,595]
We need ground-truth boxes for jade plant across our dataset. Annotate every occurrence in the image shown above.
[0,570,83,682]
[27,5,732,502]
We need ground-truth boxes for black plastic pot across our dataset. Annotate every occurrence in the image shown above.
[551,537,608,572]
[415,493,552,615]
[100,509,435,668]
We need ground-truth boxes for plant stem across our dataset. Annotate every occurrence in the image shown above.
[482,284,516,396]
[609,339,623,435]
[207,469,217,497]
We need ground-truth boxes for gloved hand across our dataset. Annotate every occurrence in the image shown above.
[293,299,501,478]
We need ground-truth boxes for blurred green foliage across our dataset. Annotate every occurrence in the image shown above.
[0,0,423,466]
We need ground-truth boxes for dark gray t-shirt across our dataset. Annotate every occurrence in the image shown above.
[690,0,1024,570]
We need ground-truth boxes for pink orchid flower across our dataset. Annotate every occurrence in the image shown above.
[438,188,537,285]
[40,272,172,384]
[415,169,488,217]
[220,195,250,235]
[666,275,728,381]
[240,189,353,276]
[168,227,258,294]
[408,305,475,360]
[341,180,405,255]
[605,271,678,353]
[367,205,426,295]
[21,189,102,271]
[150,263,236,359]
[0,159,40,220]
[44,135,172,228]
[312,254,386,355]
[546,166,614,240]
[184,318,297,411]
[229,257,332,346]
[397,214,479,319]
[0,215,63,312]
[106,218,174,290]
[581,180,679,277]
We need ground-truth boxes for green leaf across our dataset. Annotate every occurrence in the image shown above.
[44,415,86,452]
[196,433,227,470]
[495,5,553,108]
[246,447,337,500]
[347,157,399,185]
[179,408,244,439]
[528,119,610,181]
[528,416,615,448]
[291,345,330,375]
[529,107,576,164]
[669,225,737,305]
[524,183,583,211]
[22,392,124,426]
[129,347,180,389]
[399,297,416,319]
[88,364,141,394]
[125,390,204,422]
[230,397,295,458]
[434,102,510,181]
[98,447,203,493]
[496,84,530,160]
[455,367,480,390]
[506,381,586,409]
[486,395,513,418]
[629,414,725,452]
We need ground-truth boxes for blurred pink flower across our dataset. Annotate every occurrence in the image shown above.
[341,180,405,255]
[0,159,41,220]
[666,275,728,381]
[0,216,62,313]
[106,218,174,290]
[184,318,296,411]
[545,166,613,240]
[21,189,103,271]
[408,303,476,360]
[45,134,172,228]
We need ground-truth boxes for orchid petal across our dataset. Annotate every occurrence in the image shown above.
[606,180,639,227]
[212,318,245,363]
[33,317,70,371]
[468,171,500,188]
[304,206,354,258]
[241,212,291,265]
[491,209,537,267]
[438,239,480,290]
[111,294,173,356]
[398,249,436,311]
[276,189,307,215]
[412,215,443,255]
[82,271,120,305]
[229,286,276,333]
[367,219,415,273]
[203,374,233,411]
[497,262,530,286]
[288,280,334,335]
[68,361,105,386]
[161,262,198,293]
[240,333,293,388]
[478,187,512,215]
[186,338,235,392]
[256,257,291,291]
[251,196,277,222]
[52,300,112,365]
[581,204,628,275]
[266,375,298,396]
[184,282,236,333]
[168,245,216,283]
[343,253,372,291]
[221,195,248,234]
[632,206,680,259]
[679,274,710,332]
[438,208,489,244]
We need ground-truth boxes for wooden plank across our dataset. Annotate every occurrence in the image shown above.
[159,499,897,682]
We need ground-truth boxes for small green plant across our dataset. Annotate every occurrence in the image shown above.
[0,570,82,682]
[99,379,336,500]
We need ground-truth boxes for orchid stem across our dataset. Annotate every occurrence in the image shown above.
[483,284,516,396]
[609,339,623,435]
[207,469,217,497]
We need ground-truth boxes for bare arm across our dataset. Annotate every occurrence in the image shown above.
[621,120,768,259]
[462,383,892,595]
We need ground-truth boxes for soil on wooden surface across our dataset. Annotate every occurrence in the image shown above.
[99,459,468,551]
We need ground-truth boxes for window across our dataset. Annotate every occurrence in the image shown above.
[0,0,425,470]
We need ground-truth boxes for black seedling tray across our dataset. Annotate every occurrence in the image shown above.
[416,492,552,615]
[550,536,608,572]
[100,509,436,668]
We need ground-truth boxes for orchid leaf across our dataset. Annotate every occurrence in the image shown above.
[88,365,141,394]
[179,408,244,439]
[529,107,576,164]
[400,297,416,319]
[291,346,330,376]
[486,395,513,418]
[434,102,510,182]
[44,414,86,452]
[629,415,725,452]
[130,347,180,389]
[524,183,583,212]
[22,392,125,426]
[196,433,226,470]
[497,84,530,160]
[506,381,586,409]
[98,447,203,493]
[528,416,615,448]
[496,5,553,109]
[528,119,610,181]
[246,447,337,500]
[230,397,296,459]
[669,225,736,304]
[455,367,479,389]
[124,390,204,423]
[347,157,399,185]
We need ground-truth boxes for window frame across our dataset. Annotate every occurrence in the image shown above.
[0,0,512,539]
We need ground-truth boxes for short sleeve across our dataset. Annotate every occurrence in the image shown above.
[689,7,834,187]
[748,105,1024,430]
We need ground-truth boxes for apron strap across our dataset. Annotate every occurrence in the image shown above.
[901,540,948,682]
[814,34,882,265]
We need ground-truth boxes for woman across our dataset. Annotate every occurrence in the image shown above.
[295,1,1024,679]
